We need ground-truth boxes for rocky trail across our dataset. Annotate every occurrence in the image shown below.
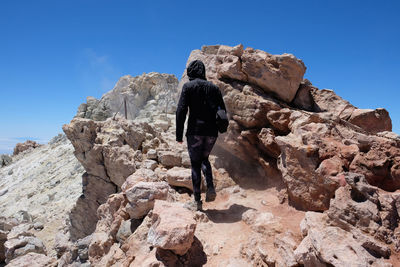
[1,44,400,266]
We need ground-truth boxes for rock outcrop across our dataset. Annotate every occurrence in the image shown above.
[0,134,84,262]
[75,72,179,121]
[294,173,397,266]
[6,44,399,266]
[179,44,398,211]
[13,140,41,155]
[62,117,158,239]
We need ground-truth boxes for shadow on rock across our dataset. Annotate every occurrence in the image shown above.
[204,204,252,223]
[213,145,284,191]
[155,236,207,267]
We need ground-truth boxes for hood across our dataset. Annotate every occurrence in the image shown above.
[187,60,206,81]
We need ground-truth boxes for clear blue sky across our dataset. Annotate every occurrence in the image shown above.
[0,0,399,154]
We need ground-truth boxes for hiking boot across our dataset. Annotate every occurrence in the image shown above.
[206,187,216,202]
[184,200,203,211]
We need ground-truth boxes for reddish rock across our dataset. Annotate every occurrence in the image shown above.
[13,140,41,155]
[292,80,317,111]
[267,108,292,134]
[349,108,392,134]
[311,89,356,120]
[147,200,197,255]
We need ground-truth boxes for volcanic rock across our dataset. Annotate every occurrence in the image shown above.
[13,140,41,156]
[147,200,197,255]
[349,108,392,134]
[75,72,179,121]
[295,226,390,267]
[124,181,169,219]
[166,167,193,190]
[157,150,181,167]
[4,236,47,264]
[6,252,57,267]
[121,168,158,191]
[0,154,12,167]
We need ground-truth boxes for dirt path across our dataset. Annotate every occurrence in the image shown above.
[177,186,306,266]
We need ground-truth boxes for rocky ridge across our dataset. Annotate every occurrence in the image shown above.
[2,45,400,266]
[0,134,84,265]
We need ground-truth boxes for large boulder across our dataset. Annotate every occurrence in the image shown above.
[181,44,306,103]
[349,108,392,134]
[276,122,342,211]
[147,200,197,255]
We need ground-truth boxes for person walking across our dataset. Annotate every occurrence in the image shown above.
[176,60,226,211]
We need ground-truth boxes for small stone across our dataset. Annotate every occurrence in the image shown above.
[143,159,158,171]
[33,222,44,231]
[194,211,209,223]
[147,149,158,160]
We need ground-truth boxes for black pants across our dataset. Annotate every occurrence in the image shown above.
[186,135,217,201]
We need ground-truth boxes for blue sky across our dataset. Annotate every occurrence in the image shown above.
[0,0,399,154]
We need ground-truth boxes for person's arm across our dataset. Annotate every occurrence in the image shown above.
[176,85,189,142]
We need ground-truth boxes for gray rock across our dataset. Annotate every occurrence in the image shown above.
[7,223,34,239]
[147,149,158,160]
[74,73,179,121]
[143,159,158,171]
[33,222,44,231]
[5,236,47,264]
[157,151,181,167]
[77,234,92,262]
[0,154,12,168]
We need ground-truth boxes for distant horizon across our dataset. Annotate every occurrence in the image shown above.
[1,1,399,155]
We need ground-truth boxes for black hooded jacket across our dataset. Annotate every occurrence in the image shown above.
[176,60,226,142]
